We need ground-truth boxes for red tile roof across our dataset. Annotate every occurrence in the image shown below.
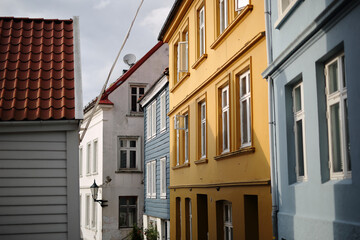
[84,41,164,113]
[0,17,75,121]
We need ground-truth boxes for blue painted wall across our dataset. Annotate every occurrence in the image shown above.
[264,0,360,239]
[143,84,170,220]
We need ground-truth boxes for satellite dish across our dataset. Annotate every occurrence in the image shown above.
[123,54,136,67]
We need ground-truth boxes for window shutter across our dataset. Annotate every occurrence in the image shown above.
[236,0,249,11]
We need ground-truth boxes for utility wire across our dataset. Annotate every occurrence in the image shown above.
[80,0,145,143]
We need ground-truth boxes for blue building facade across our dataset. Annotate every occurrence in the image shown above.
[262,0,360,239]
[139,72,170,239]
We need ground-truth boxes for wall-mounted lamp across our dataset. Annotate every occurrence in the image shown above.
[90,180,108,207]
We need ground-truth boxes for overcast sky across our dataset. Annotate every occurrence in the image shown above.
[0,0,173,105]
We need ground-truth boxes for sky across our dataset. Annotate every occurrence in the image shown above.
[0,0,174,105]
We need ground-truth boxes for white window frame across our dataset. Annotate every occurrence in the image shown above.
[178,41,188,73]
[118,137,140,170]
[222,86,230,153]
[80,194,82,227]
[325,53,351,179]
[200,102,206,159]
[79,147,83,177]
[146,160,157,198]
[151,160,156,198]
[199,6,205,56]
[292,82,307,181]
[184,114,189,163]
[235,0,249,11]
[223,201,233,240]
[278,0,296,17]
[130,85,145,113]
[160,157,167,198]
[147,101,157,140]
[92,139,98,174]
[146,162,151,198]
[85,194,90,228]
[239,71,251,148]
[160,92,166,132]
[86,142,91,175]
[219,0,228,34]
[91,197,97,229]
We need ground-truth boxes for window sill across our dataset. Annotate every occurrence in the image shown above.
[172,162,190,170]
[115,169,143,173]
[191,54,208,69]
[126,112,144,117]
[274,0,303,29]
[214,147,255,161]
[170,72,190,93]
[194,158,208,164]
[210,5,253,50]
[160,195,167,199]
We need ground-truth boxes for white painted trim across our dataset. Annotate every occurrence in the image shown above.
[139,75,168,107]
[73,16,83,120]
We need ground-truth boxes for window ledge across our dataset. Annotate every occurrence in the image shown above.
[214,147,255,160]
[115,169,143,173]
[170,72,190,93]
[126,112,144,117]
[191,54,208,69]
[172,162,190,170]
[210,5,253,50]
[194,158,208,164]
[274,0,303,29]
[160,195,167,199]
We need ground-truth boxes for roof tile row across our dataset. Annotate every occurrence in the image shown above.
[0,17,75,121]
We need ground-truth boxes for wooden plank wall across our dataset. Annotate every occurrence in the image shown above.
[0,131,68,240]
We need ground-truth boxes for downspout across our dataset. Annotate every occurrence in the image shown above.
[264,0,278,239]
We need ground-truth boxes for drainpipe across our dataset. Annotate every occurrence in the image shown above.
[268,76,278,240]
[264,0,278,239]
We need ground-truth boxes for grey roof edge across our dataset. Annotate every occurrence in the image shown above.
[158,0,183,41]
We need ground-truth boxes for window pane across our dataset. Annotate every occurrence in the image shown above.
[241,76,247,97]
[129,197,137,205]
[120,150,127,168]
[222,90,228,108]
[131,87,137,94]
[130,140,136,148]
[225,227,230,240]
[131,95,137,111]
[281,0,290,12]
[328,61,339,94]
[230,227,233,240]
[139,88,144,94]
[128,207,136,226]
[344,99,351,171]
[201,122,206,155]
[224,204,229,221]
[342,56,346,88]
[223,111,228,150]
[296,119,305,177]
[130,151,136,168]
[330,103,342,172]
[120,140,125,148]
[241,100,248,143]
[294,86,302,112]
[119,209,127,227]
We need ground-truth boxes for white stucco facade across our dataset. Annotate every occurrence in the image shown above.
[79,43,168,240]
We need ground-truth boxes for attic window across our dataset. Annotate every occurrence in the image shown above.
[130,86,145,113]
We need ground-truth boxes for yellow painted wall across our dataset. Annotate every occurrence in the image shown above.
[161,0,272,238]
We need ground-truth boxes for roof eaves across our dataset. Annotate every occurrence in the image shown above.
[158,0,183,41]
[101,41,164,99]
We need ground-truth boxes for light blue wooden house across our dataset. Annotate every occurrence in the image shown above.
[139,70,170,239]
[262,0,360,239]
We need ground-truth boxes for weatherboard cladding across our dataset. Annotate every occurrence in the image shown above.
[0,17,75,121]
[144,85,170,219]
[0,131,68,239]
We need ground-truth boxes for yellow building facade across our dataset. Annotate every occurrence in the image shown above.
[158,0,272,239]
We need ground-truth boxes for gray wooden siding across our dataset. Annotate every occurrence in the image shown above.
[0,131,68,239]
[144,85,170,220]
